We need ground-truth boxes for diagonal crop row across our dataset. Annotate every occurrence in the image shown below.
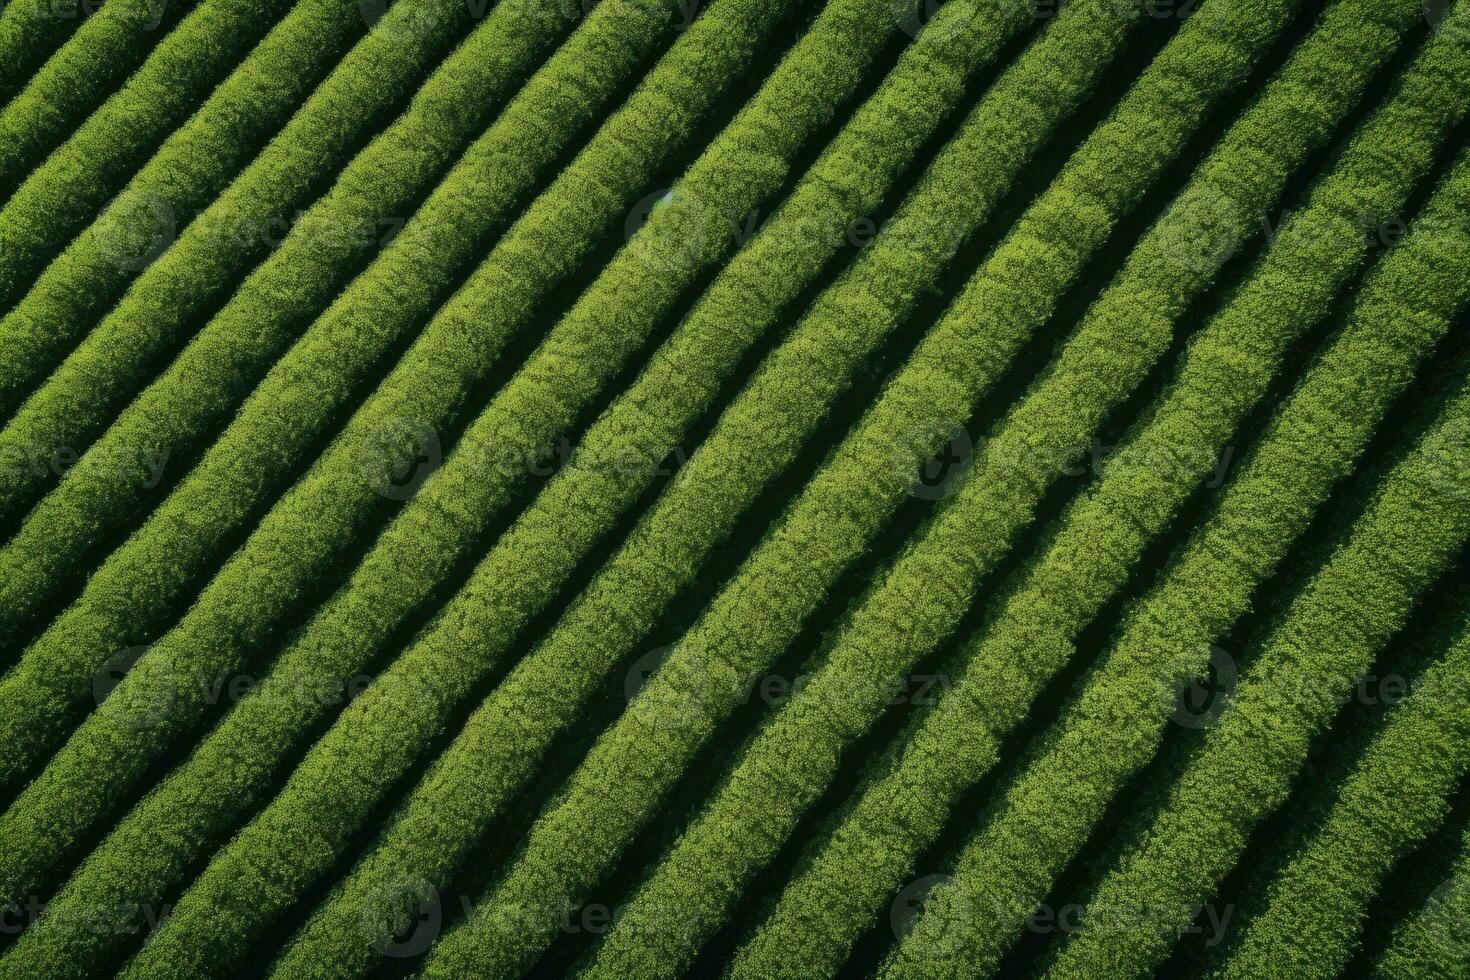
[6,0,1115,973]
[1213,609,1470,979]
[264,0,1148,974]
[22,0,1117,975]
[0,0,872,971]
[0,0,85,104]
[0,0,499,429]
[0,0,313,313]
[93,3,901,975]
[586,10,1467,980]
[733,14,1470,978]
[869,151,1470,980]
[0,0,192,202]
[0,0,787,795]
[0,0,893,957]
[407,0,1370,975]
[0,0,674,753]
[1375,823,1470,978]
[0,0,555,534]
[1034,375,1470,980]
[252,0,1304,968]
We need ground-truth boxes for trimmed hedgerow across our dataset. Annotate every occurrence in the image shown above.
[738,10,1469,976]
[3,1,1099,974]
[591,12,1468,980]
[0,0,683,774]
[1030,382,1470,980]
[0,0,877,955]
[1375,824,1470,978]
[410,0,1377,975]
[0,0,84,104]
[2,0,875,974]
[0,0,196,202]
[0,0,551,530]
[0,0,311,314]
[0,0,471,420]
[268,1,1140,973]
[1214,612,1470,979]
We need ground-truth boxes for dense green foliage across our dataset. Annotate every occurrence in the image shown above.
[0,0,810,889]
[1033,379,1470,979]
[741,11,1469,977]
[0,0,312,312]
[0,0,192,200]
[1376,824,1470,978]
[0,0,688,781]
[1213,608,1470,978]
[0,0,480,421]
[274,1,1142,973]
[1,0,1464,975]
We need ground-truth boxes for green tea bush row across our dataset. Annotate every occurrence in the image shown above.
[1034,380,1470,979]
[0,0,309,313]
[594,7,1463,977]
[0,0,878,974]
[0,0,85,103]
[0,0,189,198]
[0,0,564,531]
[407,0,1351,975]
[273,1,1140,974]
[1215,612,1470,978]
[870,102,1470,980]
[0,0,481,420]
[1375,824,1470,978]
[0,0,674,774]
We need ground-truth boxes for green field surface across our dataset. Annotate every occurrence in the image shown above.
[0,0,1467,976]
